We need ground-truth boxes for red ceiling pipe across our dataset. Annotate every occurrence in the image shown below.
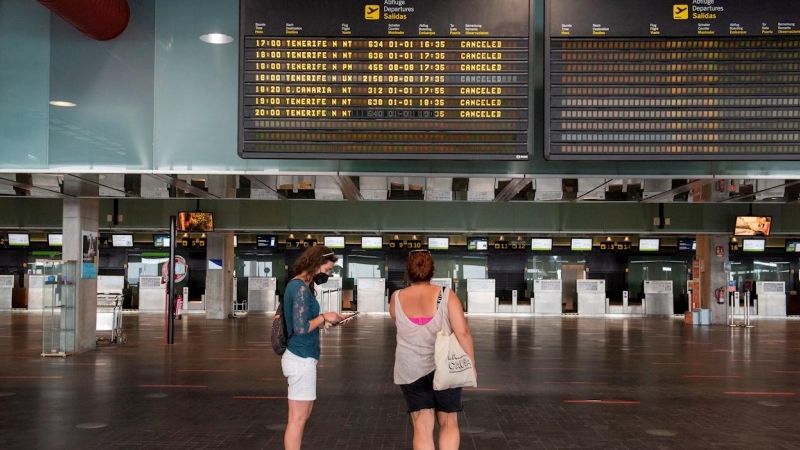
[37,0,130,41]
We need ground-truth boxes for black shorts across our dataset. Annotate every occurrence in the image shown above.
[399,371,463,413]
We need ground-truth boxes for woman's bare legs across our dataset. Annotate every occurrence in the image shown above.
[437,411,460,450]
[410,409,436,450]
[285,400,313,450]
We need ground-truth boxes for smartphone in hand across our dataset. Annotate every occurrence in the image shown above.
[333,312,359,326]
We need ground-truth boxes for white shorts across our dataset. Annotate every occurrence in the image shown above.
[281,349,318,401]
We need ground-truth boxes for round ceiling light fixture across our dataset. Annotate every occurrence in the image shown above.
[49,101,76,107]
[200,33,233,44]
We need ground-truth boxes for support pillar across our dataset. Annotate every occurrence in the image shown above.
[696,234,729,325]
[205,176,235,319]
[62,177,99,353]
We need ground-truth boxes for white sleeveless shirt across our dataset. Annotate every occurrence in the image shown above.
[393,287,451,385]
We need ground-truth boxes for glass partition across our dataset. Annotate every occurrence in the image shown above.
[628,257,689,313]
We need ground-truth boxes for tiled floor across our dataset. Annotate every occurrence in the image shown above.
[1,312,800,449]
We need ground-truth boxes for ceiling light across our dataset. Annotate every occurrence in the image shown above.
[200,33,233,44]
[623,236,630,242]
[606,236,613,242]
[49,101,76,107]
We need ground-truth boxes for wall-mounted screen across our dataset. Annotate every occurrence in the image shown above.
[466,237,488,251]
[531,238,553,251]
[177,212,214,232]
[361,236,383,250]
[742,239,766,252]
[48,234,63,247]
[7,233,29,247]
[734,216,772,236]
[324,236,345,249]
[677,237,696,252]
[570,238,592,251]
[154,234,171,247]
[639,238,660,252]
[428,237,450,250]
[257,235,278,248]
[238,0,533,161]
[786,239,800,252]
[112,234,134,248]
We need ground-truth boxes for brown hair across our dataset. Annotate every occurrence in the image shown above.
[406,250,434,283]
[293,245,338,278]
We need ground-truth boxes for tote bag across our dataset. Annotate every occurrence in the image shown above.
[433,289,477,390]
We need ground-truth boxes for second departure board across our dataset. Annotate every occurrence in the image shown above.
[239,0,532,160]
[546,0,800,160]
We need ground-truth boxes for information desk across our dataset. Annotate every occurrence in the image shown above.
[239,0,533,160]
[466,278,495,313]
[577,279,606,315]
[247,277,277,312]
[756,281,786,317]
[138,276,165,312]
[356,277,386,313]
[0,275,15,310]
[644,280,673,315]
[533,279,562,314]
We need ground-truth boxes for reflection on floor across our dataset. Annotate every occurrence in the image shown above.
[1,312,800,449]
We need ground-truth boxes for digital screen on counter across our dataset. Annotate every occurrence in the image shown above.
[112,235,134,248]
[570,238,592,251]
[786,239,800,252]
[48,234,63,247]
[531,238,553,251]
[7,233,29,247]
[154,235,171,247]
[677,237,696,252]
[428,237,449,250]
[742,239,766,252]
[257,235,278,248]
[324,236,346,249]
[639,238,660,252]
[546,0,800,160]
[361,236,383,249]
[239,0,532,160]
[467,237,488,250]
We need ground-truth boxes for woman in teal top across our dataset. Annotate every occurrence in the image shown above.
[282,245,346,450]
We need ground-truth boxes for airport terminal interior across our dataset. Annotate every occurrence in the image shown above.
[3,0,800,448]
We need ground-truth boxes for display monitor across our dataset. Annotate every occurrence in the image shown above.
[570,238,592,251]
[677,237,696,252]
[47,234,63,247]
[7,233,29,247]
[153,234,171,247]
[257,234,278,248]
[742,239,766,252]
[639,238,660,252]
[428,237,449,250]
[466,237,488,251]
[324,236,345,249]
[734,216,772,236]
[112,234,134,248]
[361,236,383,250]
[176,211,214,232]
[786,239,800,252]
[531,238,553,251]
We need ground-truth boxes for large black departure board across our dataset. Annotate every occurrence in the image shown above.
[546,0,800,160]
[239,0,532,160]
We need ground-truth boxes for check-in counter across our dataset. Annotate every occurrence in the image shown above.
[0,275,16,310]
[533,279,562,314]
[317,277,343,313]
[26,275,49,310]
[644,280,673,315]
[757,281,786,317]
[577,279,606,315]
[138,276,165,312]
[247,277,277,312]
[430,278,453,290]
[357,277,386,312]
[466,279,495,313]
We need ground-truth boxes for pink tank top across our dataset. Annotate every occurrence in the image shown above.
[408,316,433,325]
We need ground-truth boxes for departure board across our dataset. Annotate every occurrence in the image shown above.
[239,0,532,160]
[546,0,800,160]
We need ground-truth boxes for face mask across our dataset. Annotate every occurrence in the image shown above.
[313,272,329,285]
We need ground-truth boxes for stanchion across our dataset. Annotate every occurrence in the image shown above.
[742,291,754,328]
[728,291,737,327]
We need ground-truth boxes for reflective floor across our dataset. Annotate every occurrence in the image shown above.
[1,312,800,449]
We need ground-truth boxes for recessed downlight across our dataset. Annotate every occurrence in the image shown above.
[200,33,233,44]
[49,101,76,107]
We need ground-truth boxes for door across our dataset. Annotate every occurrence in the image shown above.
[561,264,584,312]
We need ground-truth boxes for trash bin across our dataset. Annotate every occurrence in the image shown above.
[698,308,711,325]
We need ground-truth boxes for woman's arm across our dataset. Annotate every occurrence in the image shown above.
[389,290,398,320]
[447,290,476,373]
[290,283,343,333]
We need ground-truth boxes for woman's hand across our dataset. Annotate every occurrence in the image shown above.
[322,312,345,323]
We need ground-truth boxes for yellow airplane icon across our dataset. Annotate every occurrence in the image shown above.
[365,5,380,20]
[673,4,689,19]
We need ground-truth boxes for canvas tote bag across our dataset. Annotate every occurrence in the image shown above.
[433,287,477,390]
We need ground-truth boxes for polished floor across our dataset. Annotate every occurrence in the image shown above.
[1,311,800,449]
